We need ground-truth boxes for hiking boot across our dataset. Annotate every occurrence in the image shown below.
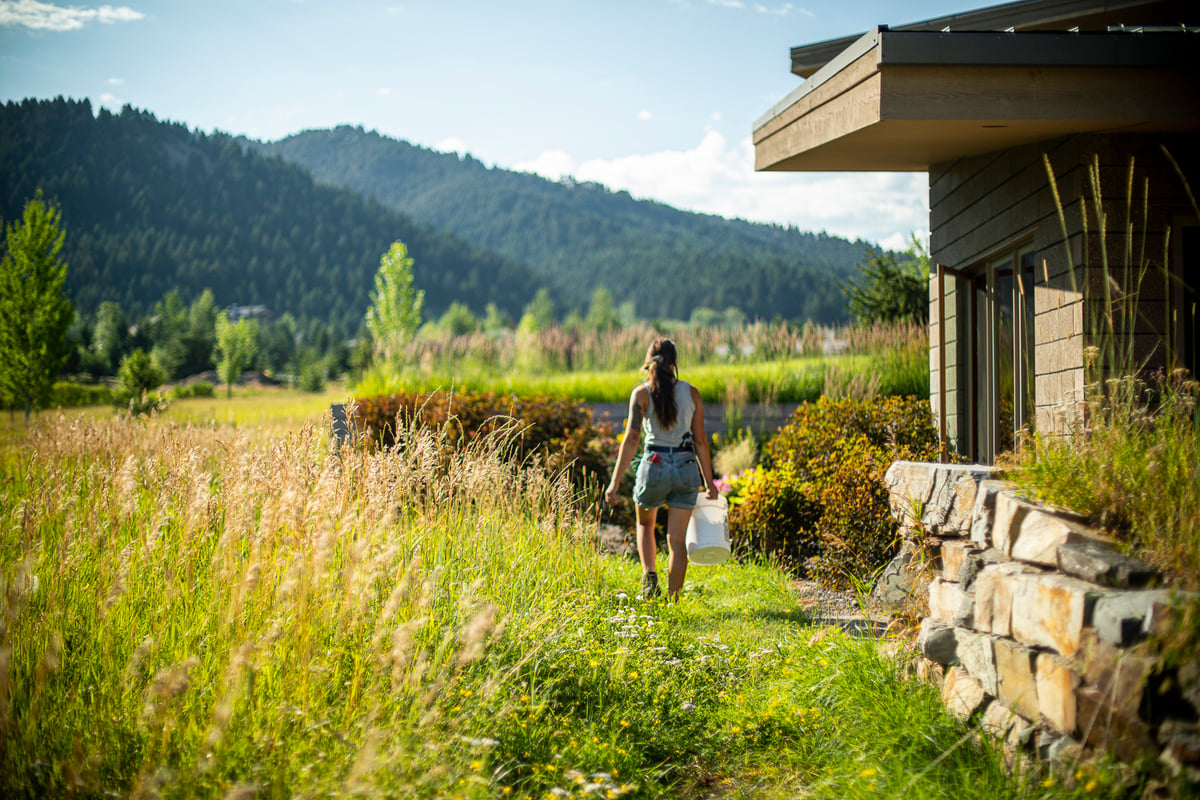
[641,571,661,599]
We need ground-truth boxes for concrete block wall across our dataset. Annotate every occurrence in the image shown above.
[881,461,1199,782]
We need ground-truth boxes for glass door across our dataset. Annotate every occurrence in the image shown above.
[971,246,1036,462]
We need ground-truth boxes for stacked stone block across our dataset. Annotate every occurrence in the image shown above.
[881,461,1199,782]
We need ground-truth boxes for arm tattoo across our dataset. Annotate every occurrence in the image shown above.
[627,394,644,433]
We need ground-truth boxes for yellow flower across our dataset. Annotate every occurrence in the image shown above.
[860,767,877,778]
[470,760,483,770]
[1085,779,1098,792]
[1041,777,1054,788]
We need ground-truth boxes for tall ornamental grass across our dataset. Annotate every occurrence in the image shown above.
[1015,151,1200,589]
[358,320,929,404]
[0,414,600,797]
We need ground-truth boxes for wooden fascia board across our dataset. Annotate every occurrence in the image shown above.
[753,45,881,146]
[754,74,884,172]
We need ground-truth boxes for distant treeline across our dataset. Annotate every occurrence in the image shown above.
[3,97,869,341]
[0,98,552,337]
[259,127,868,323]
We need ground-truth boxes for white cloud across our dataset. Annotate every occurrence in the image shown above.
[97,91,119,106]
[513,131,928,246]
[376,87,392,96]
[708,0,743,8]
[637,110,652,121]
[753,3,793,15]
[0,1,145,31]
[797,6,814,16]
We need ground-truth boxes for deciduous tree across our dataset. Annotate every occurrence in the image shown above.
[0,192,74,423]
[365,241,423,363]
[214,312,259,399]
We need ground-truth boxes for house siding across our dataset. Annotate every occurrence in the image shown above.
[929,133,1196,459]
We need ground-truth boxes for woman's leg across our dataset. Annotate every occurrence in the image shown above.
[664,506,694,598]
[635,504,659,575]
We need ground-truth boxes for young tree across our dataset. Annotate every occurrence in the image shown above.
[0,192,74,423]
[116,348,167,416]
[518,287,555,334]
[365,241,423,363]
[213,311,259,399]
[438,302,479,336]
[584,286,619,333]
[840,234,930,324]
[88,300,131,375]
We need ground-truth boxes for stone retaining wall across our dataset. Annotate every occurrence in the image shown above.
[880,461,1199,783]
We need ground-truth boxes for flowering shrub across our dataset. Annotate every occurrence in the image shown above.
[729,395,942,589]
[714,467,757,508]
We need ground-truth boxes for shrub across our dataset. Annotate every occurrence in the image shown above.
[350,389,618,496]
[50,381,115,407]
[298,363,326,393]
[729,395,942,589]
[727,464,822,570]
[170,381,215,399]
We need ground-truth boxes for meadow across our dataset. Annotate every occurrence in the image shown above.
[356,319,929,403]
[0,401,1131,798]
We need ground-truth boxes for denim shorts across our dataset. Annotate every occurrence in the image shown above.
[633,450,702,510]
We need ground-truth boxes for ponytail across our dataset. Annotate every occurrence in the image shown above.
[644,338,678,429]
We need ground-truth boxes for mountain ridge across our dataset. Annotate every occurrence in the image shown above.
[256,125,868,323]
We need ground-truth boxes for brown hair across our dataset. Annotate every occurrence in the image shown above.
[643,338,678,429]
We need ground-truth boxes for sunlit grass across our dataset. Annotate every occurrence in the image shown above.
[0,414,1130,798]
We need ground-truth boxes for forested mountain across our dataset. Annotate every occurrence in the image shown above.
[0,98,554,334]
[257,127,869,323]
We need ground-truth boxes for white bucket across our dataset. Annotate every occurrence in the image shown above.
[686,494,731,565]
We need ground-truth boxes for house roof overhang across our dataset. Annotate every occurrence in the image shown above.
[753,26,1200,173]
[788,0,1195,77]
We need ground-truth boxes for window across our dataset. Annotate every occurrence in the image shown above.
[969,245,1035,462]
[1177,224,1199,380]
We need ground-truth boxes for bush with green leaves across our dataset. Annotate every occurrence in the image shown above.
[50,381,115,408]
[170,381,215,400]
[115,348,168,416]
[730,395,942,589]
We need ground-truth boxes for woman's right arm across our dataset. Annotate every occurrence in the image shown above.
[605,387,646,505]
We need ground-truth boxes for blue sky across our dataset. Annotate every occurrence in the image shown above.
[1,0,998,248]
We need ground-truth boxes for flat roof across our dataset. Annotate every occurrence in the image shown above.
[753,28,1200,172]
[789,0,1193,76]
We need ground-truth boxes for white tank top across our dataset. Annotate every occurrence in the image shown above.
[641,380,695,448]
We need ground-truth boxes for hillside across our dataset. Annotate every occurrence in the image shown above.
[0,98,555,333]
[257,127,869,323]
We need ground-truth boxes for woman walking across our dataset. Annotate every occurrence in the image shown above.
[605,338,718,599]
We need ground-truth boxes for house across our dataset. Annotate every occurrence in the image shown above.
[753,0,1199,463]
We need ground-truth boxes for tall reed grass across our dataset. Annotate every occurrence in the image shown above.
[1014,151,1200,587]
[0,413,600,797]
[1,415,1130,797]
[359,320,929,404]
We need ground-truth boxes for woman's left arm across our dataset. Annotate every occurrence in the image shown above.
[606,387,647,506]
[689,385,719,500]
